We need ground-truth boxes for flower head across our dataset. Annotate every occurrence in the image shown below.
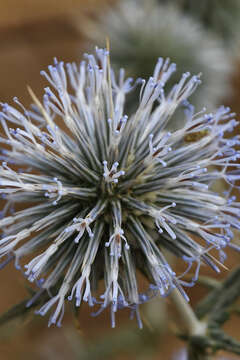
[81,0,232,110]
[0,48,239,328]
[160,0,240,43]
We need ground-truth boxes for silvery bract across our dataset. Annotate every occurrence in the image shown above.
[0,48,239,328]
[82,0,232,109]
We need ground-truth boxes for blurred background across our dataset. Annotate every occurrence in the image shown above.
[0,0,240,359]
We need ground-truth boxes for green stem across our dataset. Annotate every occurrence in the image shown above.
[170,289,210,360]
[171,289,207,337]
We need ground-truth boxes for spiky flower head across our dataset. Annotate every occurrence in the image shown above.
[0,48,239,328]
[159,0,240,43]
[82,0,232,110]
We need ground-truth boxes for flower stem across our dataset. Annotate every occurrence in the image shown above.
[171,289,210,359]
[170,289,207,337]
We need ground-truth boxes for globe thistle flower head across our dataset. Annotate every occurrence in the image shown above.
[160,0,240,43]
[0,48,239,328]
[82,0,232,110]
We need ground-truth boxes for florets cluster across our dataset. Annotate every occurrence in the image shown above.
[0,48,239,328]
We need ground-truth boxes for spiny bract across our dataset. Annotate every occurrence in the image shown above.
[0,48,239,328]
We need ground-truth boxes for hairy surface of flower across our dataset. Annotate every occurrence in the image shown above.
[0,48,239,328]
[81,0,232,109]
